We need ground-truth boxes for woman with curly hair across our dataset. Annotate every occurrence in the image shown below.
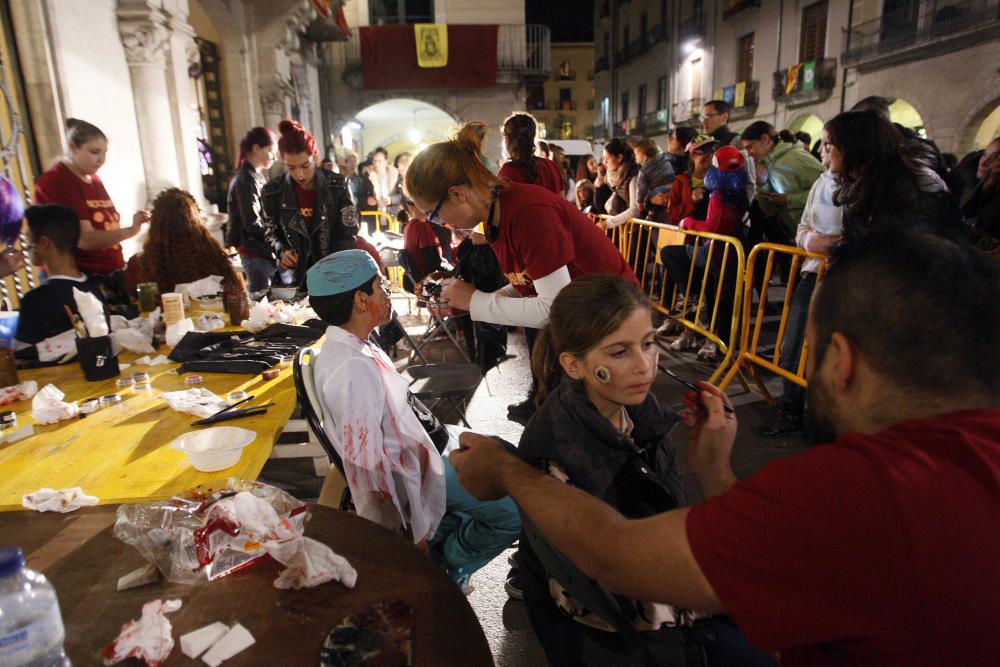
[125,188,242,295]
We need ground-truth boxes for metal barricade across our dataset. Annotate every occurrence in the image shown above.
[620,218,746,383]
[719,243,828,399]
[361,210,398,234]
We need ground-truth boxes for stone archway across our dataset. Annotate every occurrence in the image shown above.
[787,113,825,147]
[343,98,459,160]
[956,94,1000,156]
[888,98,927,137]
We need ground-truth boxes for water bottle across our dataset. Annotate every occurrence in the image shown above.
[0,547,70,667]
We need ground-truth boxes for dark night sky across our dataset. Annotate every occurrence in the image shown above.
[527,0,594,43]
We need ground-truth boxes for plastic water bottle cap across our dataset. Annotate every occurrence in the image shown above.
[0,546,24,578]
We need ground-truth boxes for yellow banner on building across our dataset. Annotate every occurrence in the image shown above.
[415,24,448,68]
[713,88,724,102]
[734,81,746,107]
[785,63,803,95]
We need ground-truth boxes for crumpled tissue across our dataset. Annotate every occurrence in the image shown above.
[22,486,99,512]
[112,327,157,354]
[73,287,109,337]
[37,329,78,363]
[161,388,228,419]
[135,354,170,366]
[31,383,79,424]
[101,599,182,667]
[175,275,224,300]
[241,297,316,333]
[196,313,226,332]
[165,318,195,348]
[214,491,357,589]
[110,315,129,332]
[0,379,38,406]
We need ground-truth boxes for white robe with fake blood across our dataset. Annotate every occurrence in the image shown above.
[313,325,446,542]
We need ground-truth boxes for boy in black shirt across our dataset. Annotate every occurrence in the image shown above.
[14,205,106,357]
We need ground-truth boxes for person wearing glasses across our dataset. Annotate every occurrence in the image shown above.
[261,120,359,294]
[404,122,637,333]
[702,100,755,202]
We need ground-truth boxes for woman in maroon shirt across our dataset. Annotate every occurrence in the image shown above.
[498,113,564,195]
[34,118,149,309]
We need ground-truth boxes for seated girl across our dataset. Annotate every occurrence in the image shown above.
[125,188,243,296]
[516,275,771,666]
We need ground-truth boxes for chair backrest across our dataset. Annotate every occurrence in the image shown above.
[292,347,347,478]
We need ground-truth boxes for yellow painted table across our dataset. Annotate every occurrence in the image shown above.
[0,350,298,510]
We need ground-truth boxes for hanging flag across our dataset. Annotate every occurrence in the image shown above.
[802,60,816,92]
[713,88,724,102]
[734,81,747,107]
[785,63,803,95]
[415,24,448,68]
[722,85,735,105]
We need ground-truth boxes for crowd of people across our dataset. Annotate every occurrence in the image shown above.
[7,95,999,666]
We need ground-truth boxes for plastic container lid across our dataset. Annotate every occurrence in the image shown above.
[132,372,150,382]
[185,375,203,385]
[99,394,122,407]
[116,378,135,388]
[0,546,24,578]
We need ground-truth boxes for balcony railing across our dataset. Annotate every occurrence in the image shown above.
[331,23,551,82]
[842,0,1000,65]
[712,80,759,117]
[637,109,670,136]
[773,58,837,106]
[609,26,669,68]
[672,97,703,123]
[678,15,705,42]
[722,0,760,20]
[595,55,609,72]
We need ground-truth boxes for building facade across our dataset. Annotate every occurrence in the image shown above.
[320,0,551,164]
[591,0,1000,155]
[528,42,595,141]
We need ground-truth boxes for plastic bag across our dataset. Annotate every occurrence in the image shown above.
[113,479,306,585]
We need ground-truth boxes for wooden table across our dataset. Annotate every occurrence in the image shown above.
[0,350,298,510]
[0,504,494,666]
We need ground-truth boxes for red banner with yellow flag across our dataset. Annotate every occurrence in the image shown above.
[359,25,497,89]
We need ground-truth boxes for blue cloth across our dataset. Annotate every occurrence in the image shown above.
[240,255,276,295]
[430,444,521,587]
[306,248,379,296]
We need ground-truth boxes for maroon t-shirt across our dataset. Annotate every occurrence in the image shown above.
[402,217,440,276]
[499,157,565,195]
[34,162,124,274]
[488,182,637,296]
[293,182,317,227]
[686,408,1000,666]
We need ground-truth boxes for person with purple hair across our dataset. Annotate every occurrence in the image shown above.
[226,126,278,295]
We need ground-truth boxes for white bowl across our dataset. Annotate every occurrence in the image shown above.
[170,427,256,472]
[269,286,298,302]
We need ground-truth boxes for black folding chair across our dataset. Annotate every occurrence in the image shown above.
[292,347,353,511]
[396,249,472,363]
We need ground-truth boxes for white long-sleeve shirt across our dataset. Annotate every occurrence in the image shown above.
[796,170,843,275]
[469,266,572,328]
[313,325,446,542]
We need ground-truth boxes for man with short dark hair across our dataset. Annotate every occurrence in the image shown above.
[452,231,1000,664]
[14,204,106,357]
[703,99,755,201]
[307,249,520,592]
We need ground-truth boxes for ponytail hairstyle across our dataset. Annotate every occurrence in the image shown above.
[532,275,652,407]
[740,120,778,144]
[778,129,797,144]
[277,119,317,157]
[237,126,276,166]
[502,112,539,183]
[404,122,503,205]
[65,118,106,148]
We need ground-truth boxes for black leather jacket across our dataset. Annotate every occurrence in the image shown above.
[262,169,359,289]
[225,162,271,258]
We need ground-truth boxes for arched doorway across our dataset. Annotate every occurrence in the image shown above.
[974,103,1000,149]
[889,98,926,138]
[787,113,824,147]
[344,98,458,162]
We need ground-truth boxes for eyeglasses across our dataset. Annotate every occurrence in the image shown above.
[699,112,721,121]
[426,192,448,225]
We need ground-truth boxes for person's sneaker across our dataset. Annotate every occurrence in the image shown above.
[753,412,804,438]
[696,340,719,361]
[504,571,524,600]
[507,551,519,568]
[507,397,536,424]
[656,318,684,337]
[668,330,699,352]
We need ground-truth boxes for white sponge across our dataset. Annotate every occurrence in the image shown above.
[201,623,255,666]
[179,622,228,659]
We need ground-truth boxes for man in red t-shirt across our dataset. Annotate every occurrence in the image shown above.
[450,231,1000,666]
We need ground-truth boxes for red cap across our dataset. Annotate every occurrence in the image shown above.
[712,145,745,172]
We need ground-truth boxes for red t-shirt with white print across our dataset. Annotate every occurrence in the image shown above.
[34,161,124,274]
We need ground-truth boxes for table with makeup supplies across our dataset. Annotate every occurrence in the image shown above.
[0,347,298,511]
[0,503,494,665]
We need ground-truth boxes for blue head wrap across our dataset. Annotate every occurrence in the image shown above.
[307,249,379,297]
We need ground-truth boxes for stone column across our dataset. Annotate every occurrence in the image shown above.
[163,6,206,204]
[118,3,181,200]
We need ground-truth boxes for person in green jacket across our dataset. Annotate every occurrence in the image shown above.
[741,121,825,233]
